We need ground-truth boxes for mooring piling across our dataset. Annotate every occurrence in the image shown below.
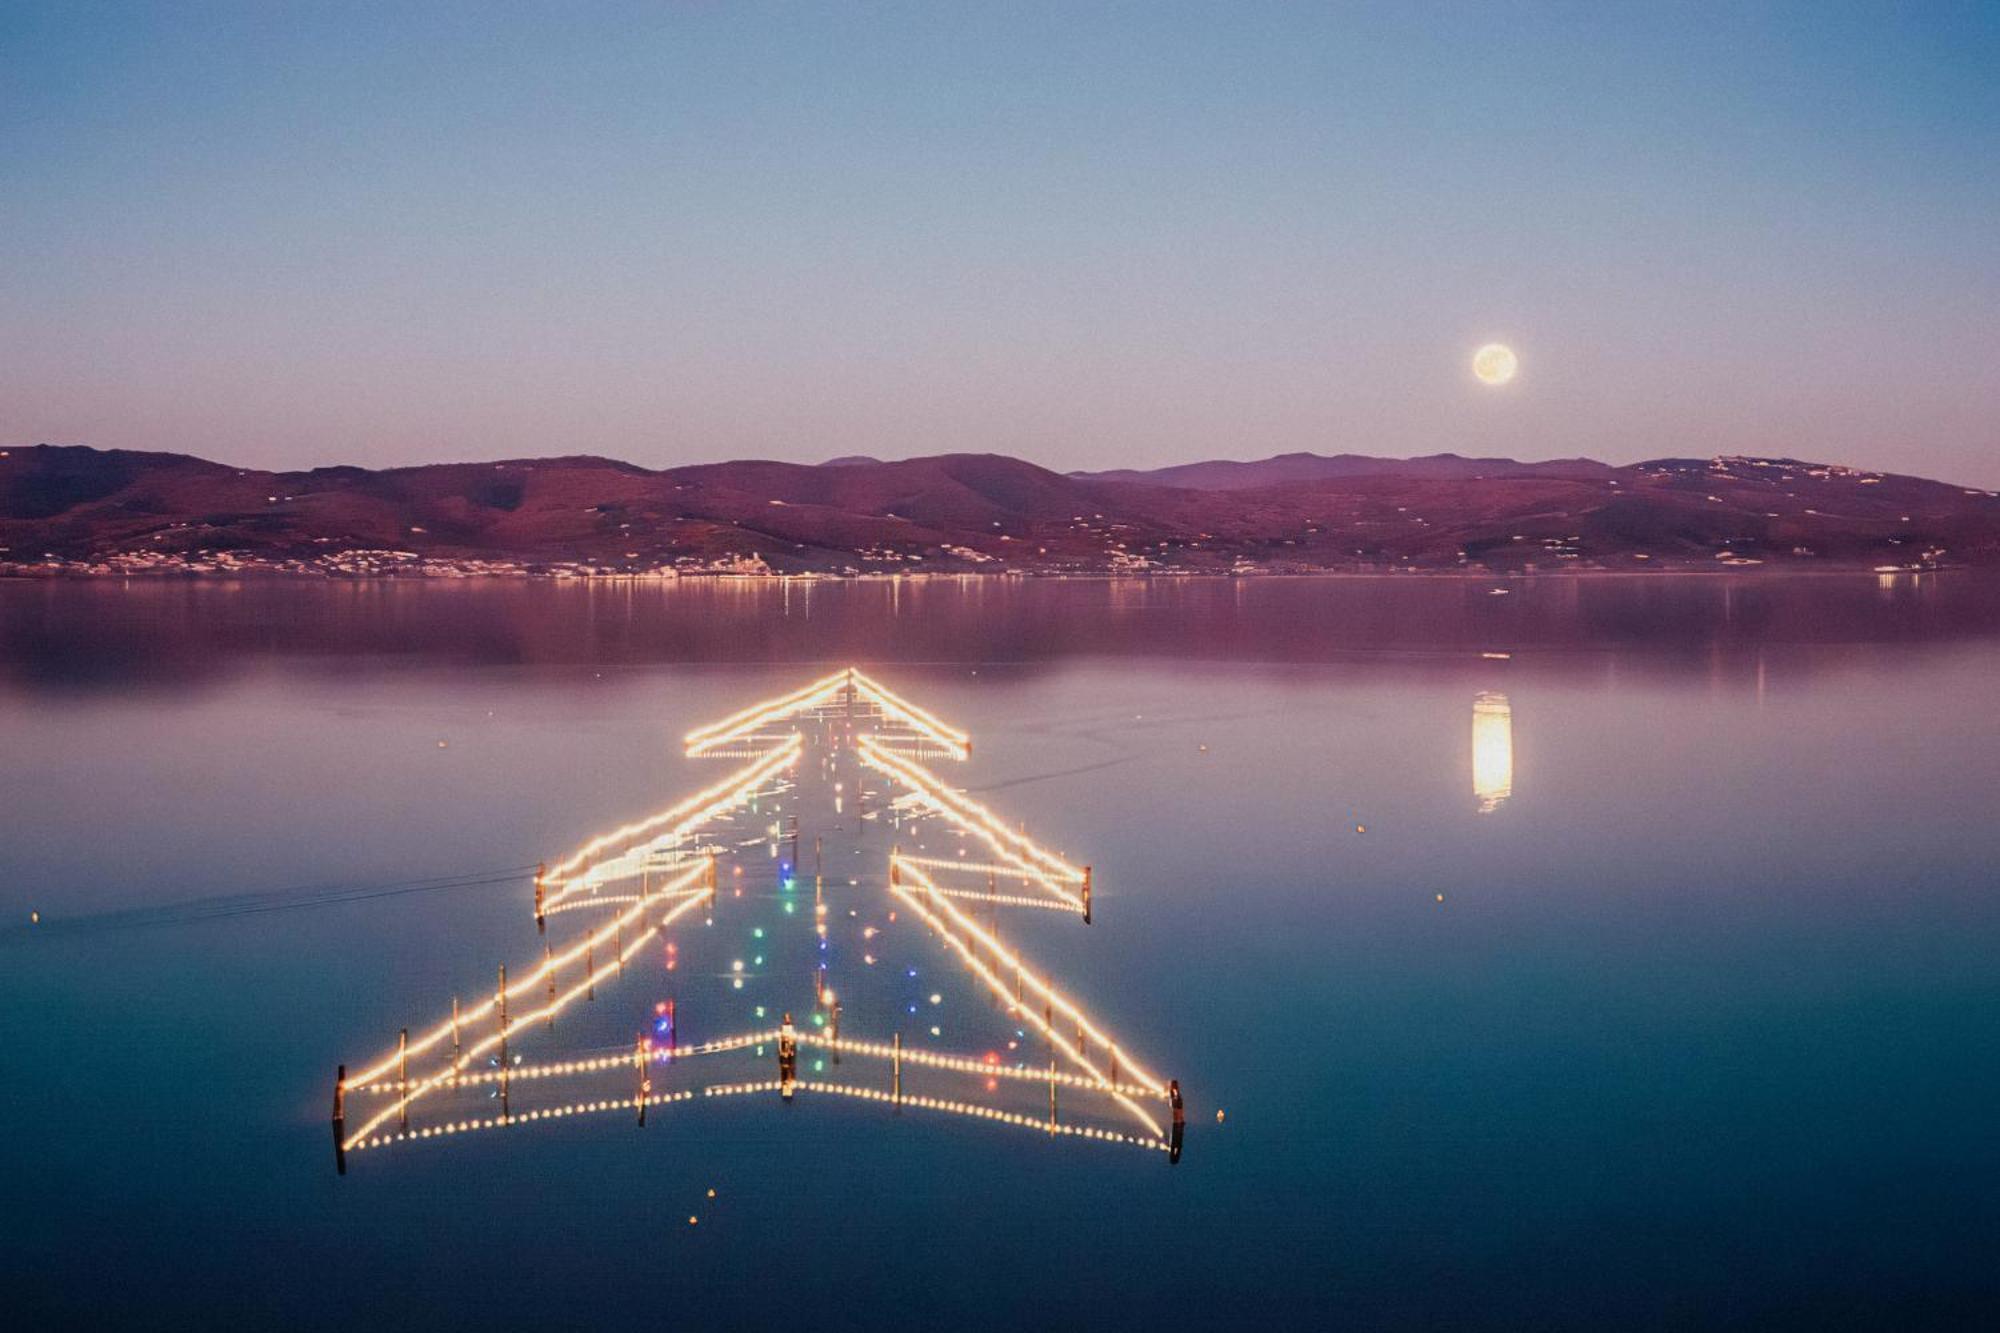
[331,1064,347,1176]
[496,964,510,1123]
[635,1034,650,1128]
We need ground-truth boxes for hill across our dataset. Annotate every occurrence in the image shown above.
[1072,451,1615,489]
[2,444,1995,575]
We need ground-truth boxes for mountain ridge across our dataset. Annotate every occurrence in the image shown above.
[3,443,1995,575]
[1070,450,1617,489]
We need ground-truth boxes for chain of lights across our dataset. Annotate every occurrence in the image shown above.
[795,1081,1168,1149]
[681,666,969,761]
[891,859,1166,1138]
[350,1023,1167,1106]
[345,857,712,1092]
[847,669,972,753]
[792,1031,1170,1100]
[682,669,852,756]
[336,668,1178,1166]
[891,856,1046,879]
[539,887,708,918]
[347,1079,1166,1155]
[859,737,1085,911]
[343,888,712,1148]
[900,884,1080,912]
[541,737,800,908]
[352,1031,782,1094]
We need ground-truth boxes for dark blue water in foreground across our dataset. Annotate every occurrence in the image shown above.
[3,576,1998,1330]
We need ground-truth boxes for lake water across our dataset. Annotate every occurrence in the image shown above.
[3,575,1998,1330]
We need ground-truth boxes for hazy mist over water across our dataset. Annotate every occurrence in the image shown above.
[3,576,1997,1328]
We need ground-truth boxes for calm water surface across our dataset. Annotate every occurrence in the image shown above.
[3,577,1998,1330]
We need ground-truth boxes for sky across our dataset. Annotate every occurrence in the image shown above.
[2,2,1996,482]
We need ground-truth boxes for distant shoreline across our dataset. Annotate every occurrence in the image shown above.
[0,565,1968,582]
[5,445,1992,578]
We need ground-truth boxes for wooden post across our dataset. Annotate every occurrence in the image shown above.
[830,999,842,1065]
[331,1064,347,1176]
[1048,1057,1058,1133]
[892,1032,902,1110]
[667,998,677,1056]
[778,1013,797,1101]
[635,1034,649,1128]
[615,919,624,973]
[450,995,462,1084]
[1081,866,1092,925]
[534,862,546,935]
[544,944,555,1027]
[497,964,510,1123]
[586,941,595,1002]
[397,1027,410,1134]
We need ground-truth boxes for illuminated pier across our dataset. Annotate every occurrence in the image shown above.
[333,668,1183,1170]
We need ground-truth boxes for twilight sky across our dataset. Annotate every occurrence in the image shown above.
[3,3,1996,481]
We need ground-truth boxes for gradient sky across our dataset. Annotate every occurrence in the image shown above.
[3,2,1996,481]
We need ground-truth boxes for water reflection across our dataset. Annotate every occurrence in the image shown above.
[1472,691,1514,814]
[333,669,1182,1171]
[8,574,2000,696]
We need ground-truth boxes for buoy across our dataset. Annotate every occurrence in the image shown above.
[1216,1109,1225,1124]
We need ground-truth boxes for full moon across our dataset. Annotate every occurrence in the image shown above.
[1472,342,1519,386]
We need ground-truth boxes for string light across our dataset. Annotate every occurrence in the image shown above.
[859,737,1085,908]
[348,1079,1166,1155]
[337,668,1180,1164]
[542,738,800,907]
[345,859,710,1091]
[890,860,1165,1137]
